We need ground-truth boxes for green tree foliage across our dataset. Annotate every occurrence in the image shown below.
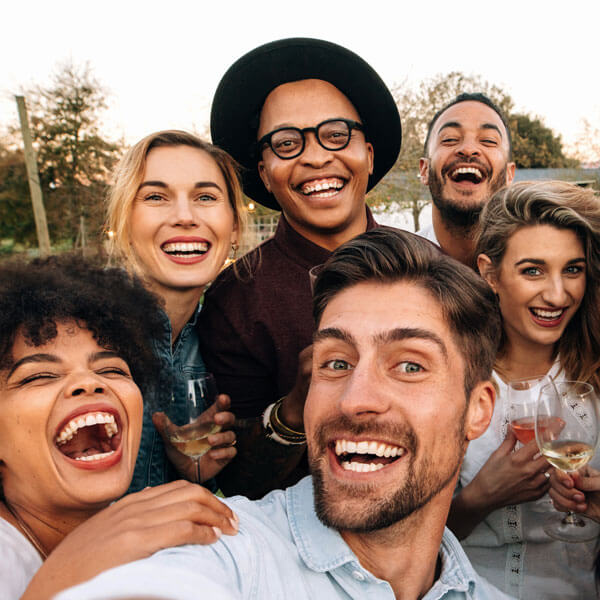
[4,61,122,247]
[0,143,35,244]
[510,113,578,168]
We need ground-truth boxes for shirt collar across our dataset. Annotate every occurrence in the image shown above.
[273,206,378,270]
[287,477,480,596]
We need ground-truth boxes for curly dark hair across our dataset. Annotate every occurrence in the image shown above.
[0,254,163,392]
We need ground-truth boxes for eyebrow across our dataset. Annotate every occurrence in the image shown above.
[138,181,224,192]
[438,121,503,139]
[7,350,124,378]
[515,257,586,266]
[313,326,448,358]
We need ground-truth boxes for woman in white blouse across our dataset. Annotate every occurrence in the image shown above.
[448,180,600,599]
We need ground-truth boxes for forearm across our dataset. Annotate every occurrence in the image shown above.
[217,419,306,499]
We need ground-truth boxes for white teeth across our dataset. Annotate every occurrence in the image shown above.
[55,412,118,445]
[452,167,482,179]
[334,439,404,460]
[532,308,563,319]
[300,178,344,195]
[342,461,385,472]
[162,242,209,254]
[74,450,115,462]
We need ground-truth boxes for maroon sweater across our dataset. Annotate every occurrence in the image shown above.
[198,208,379,419]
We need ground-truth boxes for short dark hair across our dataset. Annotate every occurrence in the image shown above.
[312,228,501,396]
[0,254,163,392]
[423,92,512,158]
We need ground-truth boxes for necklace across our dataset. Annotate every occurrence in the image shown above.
[5,502,48,559]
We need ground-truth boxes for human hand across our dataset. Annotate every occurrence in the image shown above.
[279,345,313,431]
[22,480,239,599]
[153,394,237,483]
[463,430,551,513]
[548,466,600,522]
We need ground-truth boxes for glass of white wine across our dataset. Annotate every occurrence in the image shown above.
[535,380,600,542]
[163,374,221,483]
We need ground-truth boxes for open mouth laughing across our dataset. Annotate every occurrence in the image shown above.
[447,166,486,184]
[55,410,122,465]
[529,307,567,327]
[161,240,209,258]
[333,438,405,473]
[298,177,346,198]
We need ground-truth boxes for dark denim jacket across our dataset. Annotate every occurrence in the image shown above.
[128,305,215,493]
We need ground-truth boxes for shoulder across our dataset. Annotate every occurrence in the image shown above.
[0,517,43,598]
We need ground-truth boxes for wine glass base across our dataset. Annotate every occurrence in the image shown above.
[543,513,600,542]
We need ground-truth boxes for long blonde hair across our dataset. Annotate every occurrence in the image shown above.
[106,130,246,274]
[475,180,600,390]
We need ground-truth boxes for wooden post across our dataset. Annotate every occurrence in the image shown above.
[15,95,51,257]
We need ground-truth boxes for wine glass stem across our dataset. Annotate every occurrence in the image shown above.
[195,459,201,485]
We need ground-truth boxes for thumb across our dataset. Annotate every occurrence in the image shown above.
[499,428,518,454]
[152,411,173,442]
[574,473,600,493]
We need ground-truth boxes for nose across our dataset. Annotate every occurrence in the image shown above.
[170,196,197,227]
[337,361,391,419]
[300,132,334,168]
[541,274,569,306]
[456,136,480,159]
[65,372,105,398]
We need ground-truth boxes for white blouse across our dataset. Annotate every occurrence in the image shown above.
[460,364,598,599]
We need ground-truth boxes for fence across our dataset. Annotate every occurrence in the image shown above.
[240,213,280,254]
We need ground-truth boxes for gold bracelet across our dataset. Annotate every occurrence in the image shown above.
[271,397,305,439]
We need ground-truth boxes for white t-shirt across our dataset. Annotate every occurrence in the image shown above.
[0,516,43,600]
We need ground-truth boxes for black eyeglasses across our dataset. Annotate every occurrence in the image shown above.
[258,118,364,160]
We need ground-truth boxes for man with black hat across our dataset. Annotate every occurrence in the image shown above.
[198,38,402,498]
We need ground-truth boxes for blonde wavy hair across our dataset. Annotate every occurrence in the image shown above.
[475,180,600,389]
[106,130,246,274]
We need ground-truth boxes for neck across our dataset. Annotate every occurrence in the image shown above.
[340,490,451,600]
[497,335,556,381]
[431,208,476,266]
[283,207,368,252]
[152,285,203,342]
[1,498,96,557]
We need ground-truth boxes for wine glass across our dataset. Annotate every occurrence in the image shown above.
[535,380,600,542]
[161,373,221,483]
[508,375,550,445]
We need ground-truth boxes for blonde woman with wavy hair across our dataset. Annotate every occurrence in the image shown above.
[106,130,246,493]
[448,180,600,599]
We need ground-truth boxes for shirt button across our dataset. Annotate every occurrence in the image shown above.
[352,570,366,581]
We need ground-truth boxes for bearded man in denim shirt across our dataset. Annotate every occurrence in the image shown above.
[58,229,512,600]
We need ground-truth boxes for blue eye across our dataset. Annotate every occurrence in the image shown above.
[398,362,422,374]
[565,265,584,275]
[324,359,352,371]
[522,267,541,276]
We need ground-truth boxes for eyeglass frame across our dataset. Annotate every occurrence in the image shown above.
[257,118,365,160]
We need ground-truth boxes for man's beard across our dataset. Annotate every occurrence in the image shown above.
[428,161,508,234]
[309,414,467,533]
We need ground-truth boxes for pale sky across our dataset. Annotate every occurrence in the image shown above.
[2,0,599,157]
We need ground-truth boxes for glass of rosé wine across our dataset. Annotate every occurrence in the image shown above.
[508,376,552,445]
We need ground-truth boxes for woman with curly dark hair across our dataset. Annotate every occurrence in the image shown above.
[106,130,245,492]
[0,256,238,600]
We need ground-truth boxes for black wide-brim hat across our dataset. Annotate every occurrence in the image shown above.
[210,37,402,210]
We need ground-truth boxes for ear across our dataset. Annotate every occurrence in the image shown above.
[366,142,374,176]
[464,380,495,441]
[476,253,498,293]
[505,161,516,185]
[258,161,272,193]
[419,157,429,185]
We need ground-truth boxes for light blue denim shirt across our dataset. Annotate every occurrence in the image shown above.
[127,304,214,493]
[59,477,514,600]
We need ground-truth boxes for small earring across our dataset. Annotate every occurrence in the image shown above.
[231,241,239,258]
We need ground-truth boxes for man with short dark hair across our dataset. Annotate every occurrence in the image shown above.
[418,93,515,265]
[58,230,511,600]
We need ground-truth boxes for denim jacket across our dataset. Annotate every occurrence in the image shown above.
[128,304,215,493]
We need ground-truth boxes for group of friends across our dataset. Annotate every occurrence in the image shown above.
[1,37,600,600]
